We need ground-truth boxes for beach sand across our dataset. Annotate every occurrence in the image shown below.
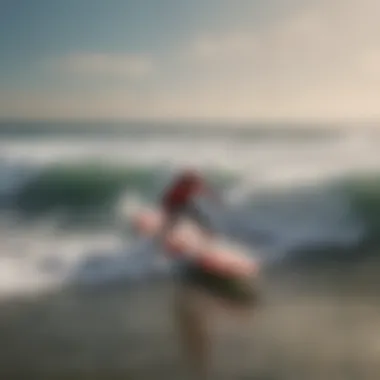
[1,256,380,380]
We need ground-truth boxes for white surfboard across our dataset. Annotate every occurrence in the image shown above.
[131,208,259,277]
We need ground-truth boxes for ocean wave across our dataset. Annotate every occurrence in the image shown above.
[1,160,380,244]
[339,174,380,244]
[2,161,237,222]
[0,156,379,250]
[13,163,162,214]
[1,165,380,299]
[0,120,342,141]
[208,172,380,255]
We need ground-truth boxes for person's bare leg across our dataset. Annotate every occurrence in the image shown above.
[174,286,211,380]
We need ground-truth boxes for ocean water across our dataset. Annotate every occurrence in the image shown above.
[0,121,380,299]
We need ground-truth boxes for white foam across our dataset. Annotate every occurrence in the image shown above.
[1,131,379,188]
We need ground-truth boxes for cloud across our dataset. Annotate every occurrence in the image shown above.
[189,32,259,62]
[173,0,380,120]
[50,53,154,79]
[0,89,153,120]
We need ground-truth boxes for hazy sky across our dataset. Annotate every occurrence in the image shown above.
[1,0,380,121]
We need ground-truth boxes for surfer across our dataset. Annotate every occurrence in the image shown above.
[157,168,257,379]
[158,168,217,378]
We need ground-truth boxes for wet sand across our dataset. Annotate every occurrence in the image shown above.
[1,256,380,380]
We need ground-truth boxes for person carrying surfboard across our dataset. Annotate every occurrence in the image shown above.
[154,168,258,379]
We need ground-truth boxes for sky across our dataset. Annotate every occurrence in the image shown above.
[1,0,380,122]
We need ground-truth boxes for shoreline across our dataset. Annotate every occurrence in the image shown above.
[1,255,380,379]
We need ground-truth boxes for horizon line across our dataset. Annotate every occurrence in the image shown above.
[0,116,379,128]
